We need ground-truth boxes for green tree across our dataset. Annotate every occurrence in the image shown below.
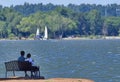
[86,10,103,35]
[0,21,7,38]
[104,17,120,36]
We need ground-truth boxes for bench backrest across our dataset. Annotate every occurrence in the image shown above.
[5,60,32,71]
[5,60,19,71]
[18,61,32,71]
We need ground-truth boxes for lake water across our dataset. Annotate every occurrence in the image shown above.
[0,39,120,82]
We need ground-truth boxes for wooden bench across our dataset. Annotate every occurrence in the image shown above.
[4,60,40,78]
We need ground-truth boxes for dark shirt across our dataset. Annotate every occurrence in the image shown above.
[18,56,25,61]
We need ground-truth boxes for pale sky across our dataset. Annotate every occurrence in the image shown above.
[0,0,120,7]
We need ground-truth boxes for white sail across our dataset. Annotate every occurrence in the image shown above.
[36,28,40,36]
[35,28,40,39]
[43,26,48,40]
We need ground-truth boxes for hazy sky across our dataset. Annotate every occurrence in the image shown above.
[0,0,120,7]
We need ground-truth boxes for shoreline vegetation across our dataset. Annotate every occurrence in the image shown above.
[63,36,120,40]
[1,3,120,43]
[0,36,120,40]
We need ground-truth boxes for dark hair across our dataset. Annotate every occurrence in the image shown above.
[27,53,31,58]
[20,51,25,56]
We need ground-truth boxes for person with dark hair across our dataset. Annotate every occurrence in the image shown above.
[18,51,29,77]
[18,51,25,61]
[25,53,39,77]
[25,53,34,65]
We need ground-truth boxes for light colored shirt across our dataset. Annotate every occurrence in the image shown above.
[25,58,34,65]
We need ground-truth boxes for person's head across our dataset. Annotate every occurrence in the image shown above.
[27,53,31,58]
[20,51,25,56]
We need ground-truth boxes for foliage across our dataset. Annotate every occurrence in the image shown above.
[0,3,120,39]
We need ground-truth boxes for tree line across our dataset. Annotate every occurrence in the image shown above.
[0,3,120,39]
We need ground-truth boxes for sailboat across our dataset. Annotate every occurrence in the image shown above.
[43,26,48,40]
[35,28,40,40]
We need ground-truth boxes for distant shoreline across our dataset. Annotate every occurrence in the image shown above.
[1,36,120,41]
[61,36,120,40]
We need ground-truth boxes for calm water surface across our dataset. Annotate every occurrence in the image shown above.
[0,39,120,82]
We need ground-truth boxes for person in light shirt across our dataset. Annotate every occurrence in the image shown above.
[25,53,34,65]
[25,53,39,77]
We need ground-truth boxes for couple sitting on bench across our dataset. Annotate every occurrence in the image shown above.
[18,51,39,77]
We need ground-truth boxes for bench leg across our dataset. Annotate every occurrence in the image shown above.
[36,70,40,77]
[38,70,40,77]
[5,71,7,78]
[38,66,40,77]
[13,70,15,76]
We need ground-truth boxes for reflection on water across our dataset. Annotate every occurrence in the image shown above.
[0,39,120,82]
